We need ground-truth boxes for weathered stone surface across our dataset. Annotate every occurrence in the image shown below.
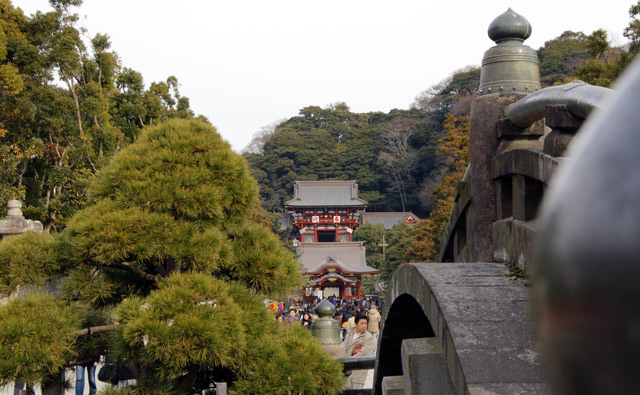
[401,338,454,395]
[491,148,560,184]
[457,347,545,384]
[544,104,583,130]
[497,118,545,138]
[447,318,535,350]
[439,180,471,263]
[543,129,575,157]
[470,93,526,261]
[375,263,549,395]
[492,219,537,271]
[0,200,43,239]
[467,382,550,395]
[381,376,404,395]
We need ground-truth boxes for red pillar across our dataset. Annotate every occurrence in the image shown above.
[340,284,346,299]
[356,278,361,298]
[314,225,318,242]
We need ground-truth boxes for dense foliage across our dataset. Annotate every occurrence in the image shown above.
[244,103,443,216]
[0,293,79,385]
[353,222,416,286]
[0,0,199,232]
[0,119,342,394]
[405,115,470,262]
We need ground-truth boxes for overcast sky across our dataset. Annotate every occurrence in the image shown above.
[13,0,635,152]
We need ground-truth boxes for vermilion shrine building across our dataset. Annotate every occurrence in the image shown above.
[284,180,419,299]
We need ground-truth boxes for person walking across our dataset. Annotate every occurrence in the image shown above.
[367,305,382,340]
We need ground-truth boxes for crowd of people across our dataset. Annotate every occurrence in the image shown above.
[270,296,383,336]
[270,296,383,389]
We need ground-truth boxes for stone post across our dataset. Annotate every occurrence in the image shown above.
[470,9,540,261]
[311,299,345,358]
[470,94,526,260]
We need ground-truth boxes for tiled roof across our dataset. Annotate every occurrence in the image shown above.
[297,242,379,275]
[363,212,420,229]
[285,180,367,208]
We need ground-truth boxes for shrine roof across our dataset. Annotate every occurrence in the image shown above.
[285,180,367,208]
[363,211,420,229]
[297,242,379,275]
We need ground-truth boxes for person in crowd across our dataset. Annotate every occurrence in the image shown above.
[344,313,376,389]
[367,305,382,340]
[341,308,352,327]
[284,308,299,324]
[346,309,357,333]
[334,312,343,329]
[302,312,313,331]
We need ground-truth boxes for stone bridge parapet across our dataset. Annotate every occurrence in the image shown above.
[373,263,549,394]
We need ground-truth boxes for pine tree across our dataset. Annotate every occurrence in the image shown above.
[0,119,342,394]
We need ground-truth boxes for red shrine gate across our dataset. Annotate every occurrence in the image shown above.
[285,181,379,299]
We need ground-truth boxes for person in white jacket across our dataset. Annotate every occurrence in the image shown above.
[367,305,381,340]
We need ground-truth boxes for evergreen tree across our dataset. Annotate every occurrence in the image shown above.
[0,0,200,231]
[379,223,416,283]
[0,119,342,394]
[245,104,442,216]
[624,1,640,54]
[353,223,386,269]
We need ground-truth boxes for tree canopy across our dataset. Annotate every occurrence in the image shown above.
[244,104,443,217]
[0,119,342,394]
[0,0,200,232]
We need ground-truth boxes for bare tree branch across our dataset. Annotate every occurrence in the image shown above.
[74,324,118,337]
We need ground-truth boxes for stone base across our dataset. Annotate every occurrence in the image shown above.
[381,376,404,395]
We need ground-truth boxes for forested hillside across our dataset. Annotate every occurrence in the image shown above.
[0,0,200,231]
[244,104,442,216]
[243,66,482,218]
[245,2,640,268]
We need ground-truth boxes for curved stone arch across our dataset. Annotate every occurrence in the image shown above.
[373,262,546,394]
[374,293,436,391]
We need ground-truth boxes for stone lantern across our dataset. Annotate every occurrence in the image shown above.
[0,200,43,240]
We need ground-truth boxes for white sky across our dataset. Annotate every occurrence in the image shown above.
[13,0,635,152]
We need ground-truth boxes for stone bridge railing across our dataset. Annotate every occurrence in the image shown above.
[373,262,547,394]
[369,8,640,395]
[373,82,617,393]
[438,81,613,272]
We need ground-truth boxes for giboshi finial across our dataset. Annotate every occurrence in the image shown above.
[488,8,532,43]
